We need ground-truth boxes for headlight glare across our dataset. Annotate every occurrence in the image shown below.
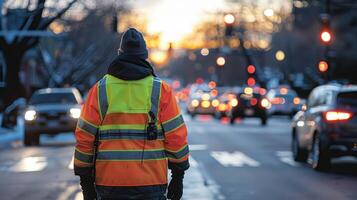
[70,108,81,118]
[25,110,36,121]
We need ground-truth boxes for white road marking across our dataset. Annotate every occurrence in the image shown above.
[276,151,299,167]
[211,151,260,167]
[189,156,199,167]
[10,157,47,172]
[57,184,79,200]
[189,144,207,151]
[74,192,83,200]
[68,156,74,170]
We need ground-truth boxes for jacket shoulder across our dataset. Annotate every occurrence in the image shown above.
[160,80,173,94]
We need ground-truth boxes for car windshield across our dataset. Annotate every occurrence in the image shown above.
[30,93,77,105]
[337,91,357,108]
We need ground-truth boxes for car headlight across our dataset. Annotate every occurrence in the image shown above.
[70,108,81,119]
[191,100,199,107]
[25,110,36,121]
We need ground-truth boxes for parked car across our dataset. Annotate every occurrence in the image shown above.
[267,87,302,117]
[23,88,83,146]
[291,84,357,171]
[228,87,270,125]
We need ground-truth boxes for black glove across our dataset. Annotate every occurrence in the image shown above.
[167,170,184,200]
[80,175,97,200]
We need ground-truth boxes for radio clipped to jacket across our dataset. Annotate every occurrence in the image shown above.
[147,111,158,140]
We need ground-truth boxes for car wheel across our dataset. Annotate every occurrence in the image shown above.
[261,118,267,126]
[24,131,40,146]
[310,133,331,171]
[292,132,308,162]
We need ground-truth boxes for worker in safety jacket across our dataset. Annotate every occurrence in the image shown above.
[73,28,189,200]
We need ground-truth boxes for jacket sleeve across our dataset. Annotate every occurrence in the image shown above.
[74,83,101,176]
[160,82,190,172]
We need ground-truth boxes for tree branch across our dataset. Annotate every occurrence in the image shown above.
[39,0,77,29]
[17,0,46,46]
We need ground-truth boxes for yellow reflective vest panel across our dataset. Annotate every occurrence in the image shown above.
[74,74,189,187]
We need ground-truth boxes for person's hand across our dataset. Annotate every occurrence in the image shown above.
[80,175,97,200]
[167,171,184,200]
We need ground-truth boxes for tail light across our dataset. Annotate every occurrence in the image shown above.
[218,103,227,111]
[250,98,258,106]
[271,97,285,105]
[324,110,353,122]
[212,99,220,107]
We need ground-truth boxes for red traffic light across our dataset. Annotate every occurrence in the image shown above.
[320,30,332,43]
[318,60,328,72]
[247,65,256,74]
[247,77,256,86]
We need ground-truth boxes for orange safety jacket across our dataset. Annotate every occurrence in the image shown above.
[74,74,189,189]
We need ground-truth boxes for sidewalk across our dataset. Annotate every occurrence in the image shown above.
[182,156,225,200]
[0,114,23,148]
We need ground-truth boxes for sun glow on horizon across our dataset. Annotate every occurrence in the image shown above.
[142,0,226,49]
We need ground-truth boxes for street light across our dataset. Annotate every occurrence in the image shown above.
[216,56,226,67]
[263,9,274,17]
[224,14,235,25]
[275,50,285,61]
[201,48,209,56]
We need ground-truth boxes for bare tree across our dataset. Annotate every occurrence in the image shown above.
[0,0,77,107]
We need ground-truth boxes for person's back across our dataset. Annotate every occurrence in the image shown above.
[73,28,189,200]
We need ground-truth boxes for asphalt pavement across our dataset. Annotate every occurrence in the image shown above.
[0,114,356,200]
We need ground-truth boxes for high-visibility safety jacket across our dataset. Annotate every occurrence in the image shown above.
[74,74,189,188]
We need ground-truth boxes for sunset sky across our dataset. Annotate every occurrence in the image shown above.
[130,0,289,49]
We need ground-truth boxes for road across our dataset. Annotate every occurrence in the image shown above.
[0,114,356,200]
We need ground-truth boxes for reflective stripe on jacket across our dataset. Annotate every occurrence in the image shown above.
[74,74,189,188]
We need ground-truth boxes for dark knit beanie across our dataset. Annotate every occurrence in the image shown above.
[118,28,148,59]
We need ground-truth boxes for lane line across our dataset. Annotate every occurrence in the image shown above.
[211,151,260,167]
[57,184,79,200]
[276,151,300,167]
[189,144,207,151]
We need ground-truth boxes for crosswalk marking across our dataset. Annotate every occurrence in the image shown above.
[276,151,300,167]
[211,151,260,167]
[190,144,207,151]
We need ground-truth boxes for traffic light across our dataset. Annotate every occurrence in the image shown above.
[225,25,233,37]
[246,65,256,86]
[247,65,256,74]
[247,77,256,86]
[224,14,235,37]
[320,29,332,44]
[318,60,329,73]
[319,14,332,44]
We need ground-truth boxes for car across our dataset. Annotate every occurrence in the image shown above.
[291,84,357,171]
[214,92,236,119]
[228,87,270,125]
[186,84,218,117]
[267,87,302,117]
[23,88,83,146]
